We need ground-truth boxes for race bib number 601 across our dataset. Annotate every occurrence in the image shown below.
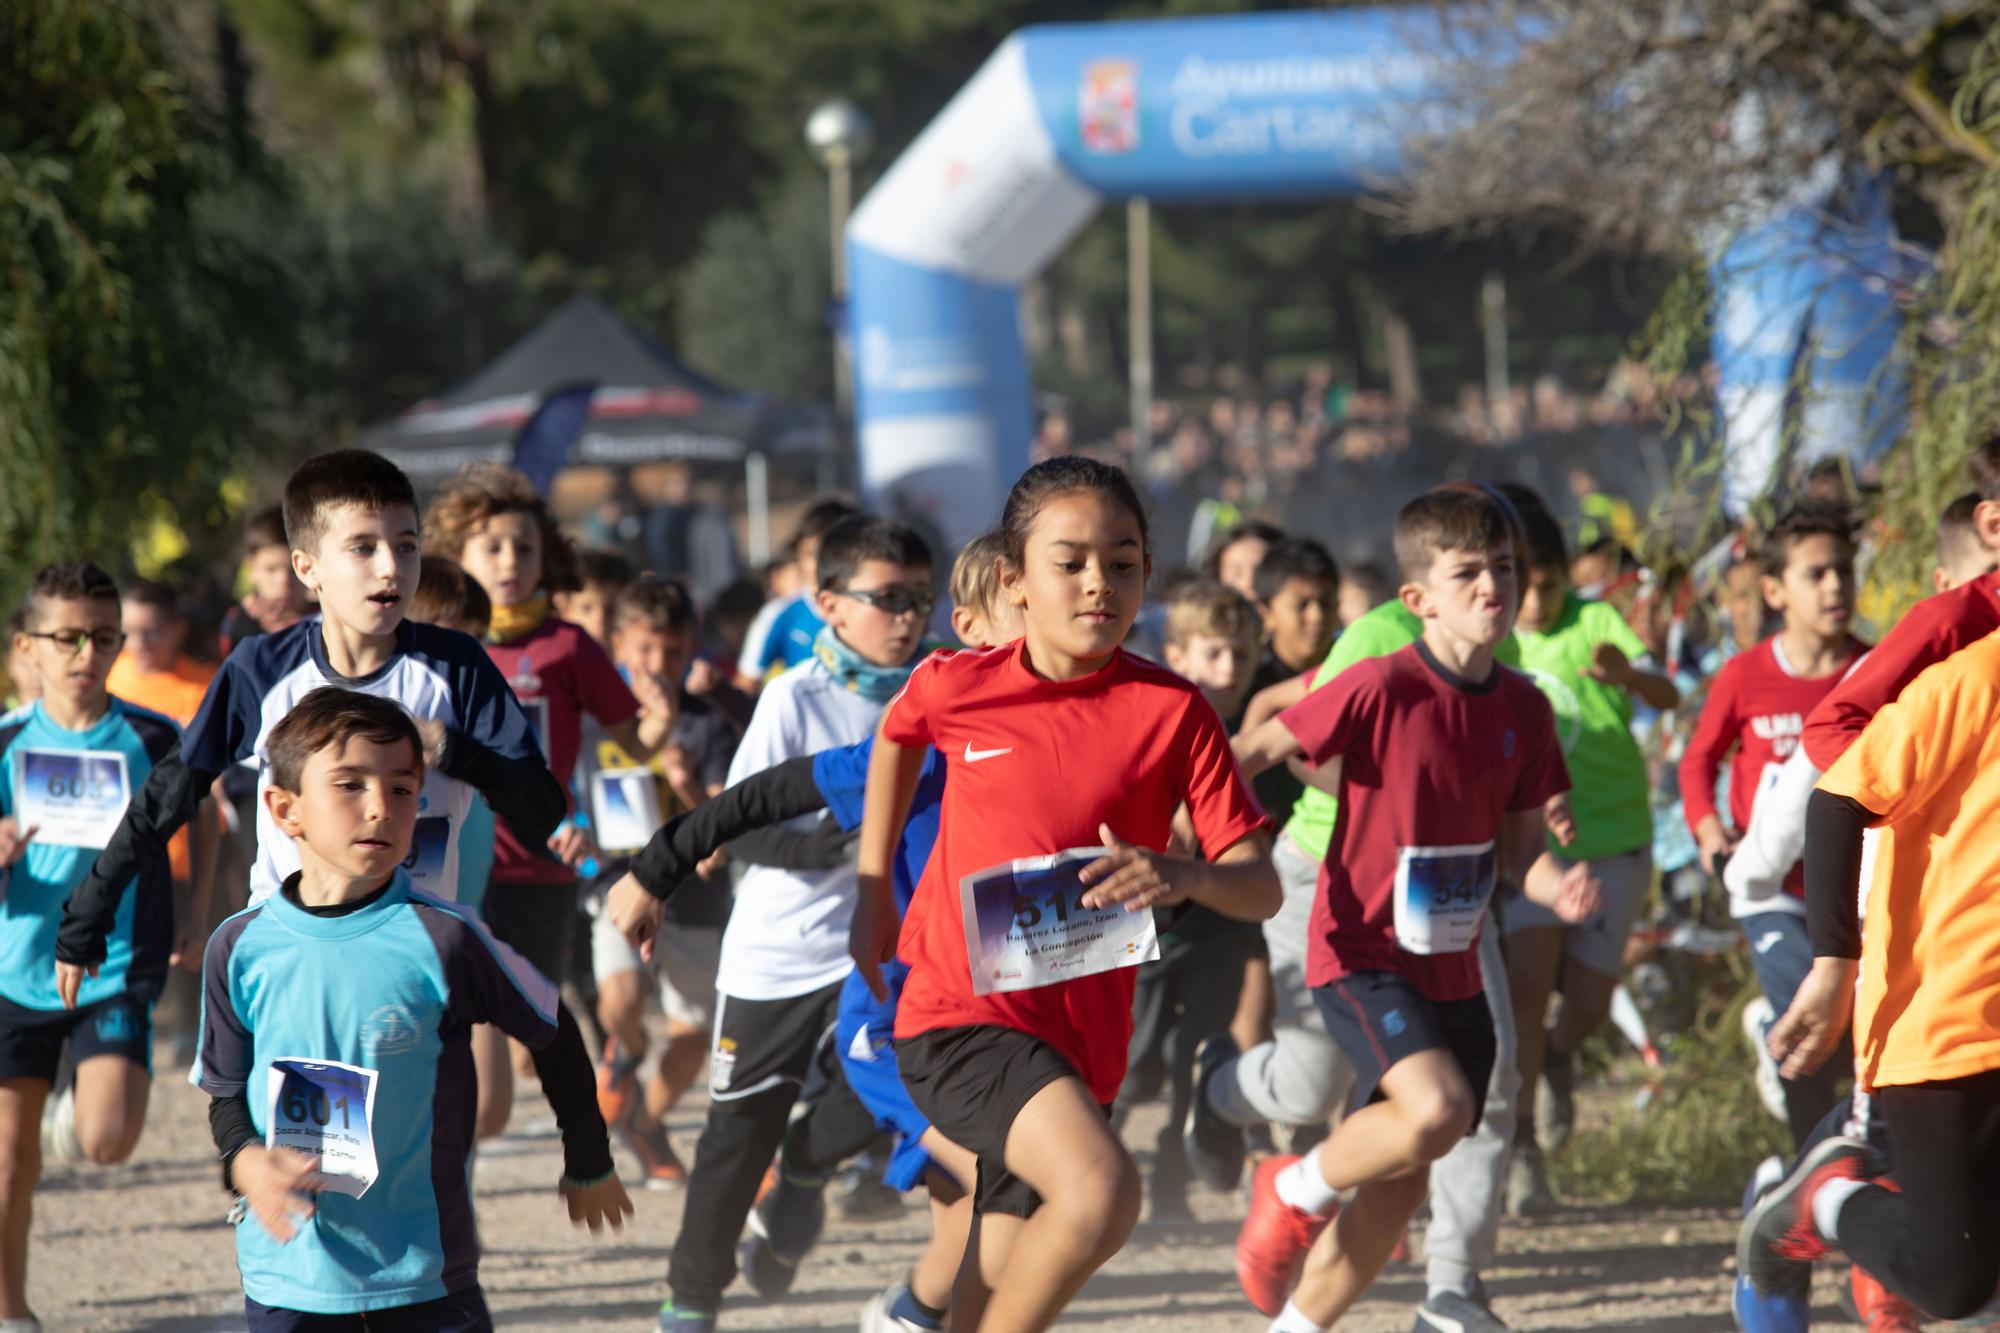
[959,848,1159,997]
[265,1058,380,1199]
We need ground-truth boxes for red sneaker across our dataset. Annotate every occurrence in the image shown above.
[1236,1155,1336,1316]
[620,1118,689,1190]
[1737,1136,1870,1295]
[595,1040,636,1129]
[1849,1266,1922,1332]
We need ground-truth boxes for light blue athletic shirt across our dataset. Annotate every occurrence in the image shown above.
[0,698,178,1010]
[196,871,557,1313]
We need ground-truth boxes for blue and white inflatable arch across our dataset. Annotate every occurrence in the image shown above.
[847,8,1910,544]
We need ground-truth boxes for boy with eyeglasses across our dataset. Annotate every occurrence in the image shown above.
[0,563,205,1332]
[657,514,935,1331]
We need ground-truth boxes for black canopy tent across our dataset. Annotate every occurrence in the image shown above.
[361,293,820,561]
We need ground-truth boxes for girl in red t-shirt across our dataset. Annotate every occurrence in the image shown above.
[853,456,1277,1331]
[426,465,670,1138]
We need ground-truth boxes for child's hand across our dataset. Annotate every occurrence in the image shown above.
[235,1144,320,1244]
[604,873,664,962]
[1693,815,1737,876]
[628,667,675,721]
[1078,824,1186,913]
[685,658,721,698]
[849,876,899,1002]
[54,959,97,1011]
[0,817,36,865]
[1586,641,1635,687]
[1768,957,1858,1079]
[549,824,598,870]
[561,1172,634,1234]
[414,719,447,769]
[1544,793,1577,848]
[1538,860,1601,924]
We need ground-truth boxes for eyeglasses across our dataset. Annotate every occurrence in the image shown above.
[835,586,936,618]
[24,629,126,656]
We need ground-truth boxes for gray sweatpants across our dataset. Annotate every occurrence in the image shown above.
[1210,834,1518,1290]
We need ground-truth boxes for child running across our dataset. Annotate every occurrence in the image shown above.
[1679,504,1866,1147]
[854,456,1278,1333]
[603,530,1021,1333]
[55,450,565,1003]
[0,564,197,1332]
[1225,486,1601,1332]
[197,687,629,1329]
[1738,621,2000,1323]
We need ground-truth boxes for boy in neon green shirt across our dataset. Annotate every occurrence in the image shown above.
[1500,502,1677,1215]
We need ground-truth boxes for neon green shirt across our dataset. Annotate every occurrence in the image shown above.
[1281,600,1521,861]
[1511,592,1654,861]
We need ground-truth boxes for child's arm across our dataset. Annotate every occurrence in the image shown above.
[1588,640,1680,710]
[1078,825,1279,922]
[173,798,222,971]
[1232,715,1307,779]
[1676,666,1741,874]
[604,755,832,953]
[1243,671,1314,732]
[851,726,927,1001]
[1766,787,1871,1079]
[1502,808,1601,923]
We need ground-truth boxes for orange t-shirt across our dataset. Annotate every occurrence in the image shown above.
[1817,627,2000,1088]
[106,652,217,879]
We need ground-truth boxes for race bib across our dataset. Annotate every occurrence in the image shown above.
[401,815,451,892]
[265,1058,380,1198]
[1392,841,1497,956]
[12,749,131,849]
[959,848,1158,997]
[591,768,662,854]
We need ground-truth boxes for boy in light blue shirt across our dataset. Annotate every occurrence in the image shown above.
[197,687,628,1330]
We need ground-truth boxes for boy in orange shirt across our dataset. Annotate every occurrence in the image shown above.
[1740,628,2000,1321]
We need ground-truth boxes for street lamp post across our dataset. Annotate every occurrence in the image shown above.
[806,98,875,491]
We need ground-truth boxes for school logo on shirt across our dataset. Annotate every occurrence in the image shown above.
[363,1004,422,1057]
[1524,668,1583,755]
[1501,729,1517,759]
[1749,712,1803,760]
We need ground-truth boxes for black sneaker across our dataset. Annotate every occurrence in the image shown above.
[1414,1276,1510,1333]
[1737,1136,1868,1296]
[739,1173,827,1296]
[1538,1032,1575,1152]
[1184,1034,1247,1191]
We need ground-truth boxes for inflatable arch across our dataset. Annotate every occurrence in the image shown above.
[846,8,1913,545]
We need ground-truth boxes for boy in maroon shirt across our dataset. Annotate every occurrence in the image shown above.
[1228,488,1600,1331]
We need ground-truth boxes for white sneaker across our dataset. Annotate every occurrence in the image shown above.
[0,1317,45,1331]
[1740,997,1787,1123]
[39,1087,79,1166]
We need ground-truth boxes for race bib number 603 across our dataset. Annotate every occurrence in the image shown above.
[959,848,1159,997]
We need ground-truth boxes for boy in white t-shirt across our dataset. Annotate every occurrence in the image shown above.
[662,515,934,1332]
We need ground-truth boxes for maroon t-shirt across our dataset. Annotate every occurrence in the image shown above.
[1279,641,1569,1001]
[483,617,639,885]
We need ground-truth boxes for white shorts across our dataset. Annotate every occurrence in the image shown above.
[590,908,721,1031]
[1498,848,1651,978]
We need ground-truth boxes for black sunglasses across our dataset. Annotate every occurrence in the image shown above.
[834,586,936,617]
[24,629,125,656]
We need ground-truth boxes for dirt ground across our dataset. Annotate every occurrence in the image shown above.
[29,1042,1862,1332]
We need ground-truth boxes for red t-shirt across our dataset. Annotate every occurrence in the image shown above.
[1679,635,1865,898]
[885,641,1268,1105]
[483,616,640,885]
[1279,642,1569,1001]
[1801,571,2000,771]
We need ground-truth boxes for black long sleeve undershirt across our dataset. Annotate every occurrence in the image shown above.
[434,725,567,847]
[629,755,831,899]
[1803,787,1877,961]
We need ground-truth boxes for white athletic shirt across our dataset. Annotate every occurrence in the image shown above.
[715,657,882,1000]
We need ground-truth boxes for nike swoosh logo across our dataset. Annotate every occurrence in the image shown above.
[1754,931,1783,954]
[963,744,1013,763]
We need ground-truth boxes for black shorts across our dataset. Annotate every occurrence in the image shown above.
[898,1024,1097,1218]
[707,982,843,1102]
[245,1286,491,1331]
[1313,973,1495,1134]
[0,992,153,1084]
[479,881,577,988]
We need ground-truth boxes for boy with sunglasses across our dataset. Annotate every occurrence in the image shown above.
[658,514,935,1331]
[0,563,206,1331]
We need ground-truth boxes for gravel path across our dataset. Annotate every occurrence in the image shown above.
[30,1048,1860,1331]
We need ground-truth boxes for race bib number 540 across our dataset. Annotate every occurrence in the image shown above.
[959,848,1159,997]
[265,1058,380,1199]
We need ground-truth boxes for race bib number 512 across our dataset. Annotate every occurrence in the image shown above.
[265,1058,380,1199]
[959,848,1159,997]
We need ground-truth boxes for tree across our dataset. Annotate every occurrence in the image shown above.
[0,0,304,608]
